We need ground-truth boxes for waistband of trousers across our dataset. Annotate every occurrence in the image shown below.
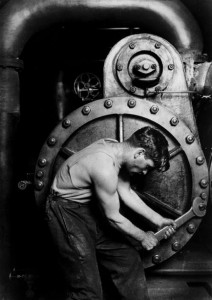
[48,189,91,206]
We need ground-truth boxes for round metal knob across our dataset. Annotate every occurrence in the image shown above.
[36,170,44,179]
[186,134,195,144]
[128,99,136,108]
[170,117,179,126]
[200,192,207,200]
[199,178,208,188]
[196,156,205,165]
[35,180,44,191]
[47,137,56,146]
[172,241,181,251]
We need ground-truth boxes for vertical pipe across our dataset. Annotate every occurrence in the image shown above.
[118,115,123,142]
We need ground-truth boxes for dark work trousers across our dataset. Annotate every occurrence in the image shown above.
[45,195,149,300]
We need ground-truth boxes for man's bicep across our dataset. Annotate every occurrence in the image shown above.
[92,167,120,218]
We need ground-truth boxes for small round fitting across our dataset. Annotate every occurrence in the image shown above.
[82,106,91,115]
[199,202,207,211]
[150,105,159,114]
[186,134,195,144]
[196,156,205,165]
[129,42,135,49]
[200,192,207,200]
[152,254,161,264]
[35,180,44,191]
[104,99,113,109]
[116,64,123,71]
[187,223,196,234]
[172,241,181,252]
[36,170,44,179]
[130,86,136,93]
[155,42,161,49]
[155,86,161,93]
[38,158,47,167]
[199,178,208,188]
[47,137,56,146]
[170,117,179,126]
[128,99,136,108]
[62,119,71,128]
[168,64,174,70]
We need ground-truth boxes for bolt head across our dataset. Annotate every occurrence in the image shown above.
[62,119,71,128]
[130,86,136,93]
[36,170,44,178]
[104,99,113,108]
[47,137,56,146]
[172,241,181,251]
[82,106,91,115]
[117,64,123,71]
[200,192,207,200]
[186,134,195,144]
[150,105,159,114]
[200,178,208,188]
[155,42,161,49]
[38,158,47,167]
[187,223,196,234]
[196,156,205,165]
[170,117,179,126]
[152,254,161,264]
[129,42,135,49]
[128,99,136,108]
[35,180,44,190]
[168,64,174,70]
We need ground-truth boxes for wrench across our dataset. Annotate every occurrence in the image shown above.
[155,197,207,241]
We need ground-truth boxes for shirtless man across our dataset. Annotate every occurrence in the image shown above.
[46,126,176,300]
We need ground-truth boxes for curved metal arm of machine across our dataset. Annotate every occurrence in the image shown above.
[155,197,206,242]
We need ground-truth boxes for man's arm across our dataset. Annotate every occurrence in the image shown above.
[91,154,158,250]
[117,172,176,238]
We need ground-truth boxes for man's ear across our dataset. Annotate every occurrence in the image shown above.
[134,148,145,158]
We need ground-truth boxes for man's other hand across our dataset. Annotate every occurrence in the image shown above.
[157,217,177,239]
[141,231,159,250]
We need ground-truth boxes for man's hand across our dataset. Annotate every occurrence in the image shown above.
[157,217,177,239]
[140,231,159,250]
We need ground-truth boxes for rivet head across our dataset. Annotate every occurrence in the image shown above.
[35,180,44,190]
[116,64,123,71]
[172,241,181,251]
[155,42,161,49]
[170,117,179,126]
[168,64,174,70]
[199,202,207,211]
[62,119,71,128]
[38,158,47,167]
[186,134,195,144]
[200,178,208,188]
[129,42,135,49]
[82,106,91,115]
[130,86,136,93]
[36,170,44,179]
[196,156,205,165]
[200,192,207,200]
[128,99,136,108]
[104,99,113,108]
[47,137,56,146]
[150,105,159,114]
[152,254,161,264]
[187,223,196,234]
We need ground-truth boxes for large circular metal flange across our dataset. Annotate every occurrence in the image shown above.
[34,97,208,268]
[115,37,174,97]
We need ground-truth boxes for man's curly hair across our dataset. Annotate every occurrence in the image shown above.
[126,126,170,172]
